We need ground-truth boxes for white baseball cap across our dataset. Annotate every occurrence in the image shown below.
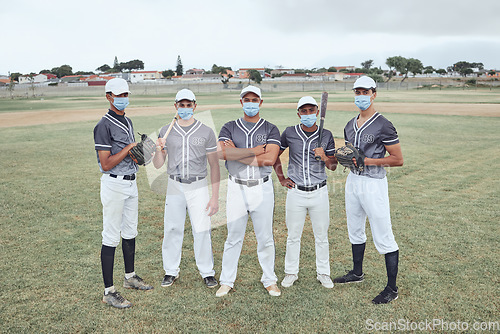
[353,76,376,90]
[105,78,130,95]
[297,96,318,110]
[175,89,196,102]
[240,85,262,99]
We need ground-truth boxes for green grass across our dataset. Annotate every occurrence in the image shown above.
[0,91,499,333]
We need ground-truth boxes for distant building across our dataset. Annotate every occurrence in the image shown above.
[333,66,356,72]
[18,73,57,84]
[270,68,295,76]
[185,68,205,75]
[238,68,266,79]
[130,71,163,83]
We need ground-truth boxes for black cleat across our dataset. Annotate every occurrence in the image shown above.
[161,274,179,287]
[203,276,218,288]
[372,286,398,304]
[333,270,365,284]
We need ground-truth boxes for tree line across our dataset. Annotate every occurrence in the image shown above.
[8,55,495,83]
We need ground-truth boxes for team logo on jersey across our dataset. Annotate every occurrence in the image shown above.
[191,137,206,146]
[256,134,267,144]
[362,134,375,143]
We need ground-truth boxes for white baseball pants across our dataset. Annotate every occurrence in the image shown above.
[100,174,138,247]
[345,173,399,254]
[162,178,215,278]
[219,178,278,288]
[284,185,330,276]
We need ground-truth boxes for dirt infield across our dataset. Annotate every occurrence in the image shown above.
[0,102,498,128]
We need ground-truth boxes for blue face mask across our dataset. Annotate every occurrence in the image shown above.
[112,97,129,111]
[354,95,372,111]
[300,114,317,128]
[177,108,194,120]
[242,102,260,117]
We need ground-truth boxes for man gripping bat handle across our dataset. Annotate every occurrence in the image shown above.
[315,92,328,161]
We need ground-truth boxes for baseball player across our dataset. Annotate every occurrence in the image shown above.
[273,96,337,289]
[333,76,403,304]
[215,85,282,297]
[152,89,220,288]
[93,78,153,309]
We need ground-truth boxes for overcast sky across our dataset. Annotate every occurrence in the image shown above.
[2,0,500,75]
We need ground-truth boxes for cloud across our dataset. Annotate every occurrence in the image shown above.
[1,0,499,74]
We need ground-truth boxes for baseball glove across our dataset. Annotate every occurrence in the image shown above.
[129,133,156,166]
[334,142,366,172]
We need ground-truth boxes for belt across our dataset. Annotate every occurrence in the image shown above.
[296,180,327,192]
[169,175,205,184]
[229,175,269,187]
[109,173,136,181]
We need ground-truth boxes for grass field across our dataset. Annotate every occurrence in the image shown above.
[0,89,499,333]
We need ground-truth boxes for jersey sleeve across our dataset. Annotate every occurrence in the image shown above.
[218,122,232,142]
[94,121,112,151]
[380,120,400,146]
[206,128,217,153]
[325,130,336,156]
[280,128,289,150]
[266,123,281,146]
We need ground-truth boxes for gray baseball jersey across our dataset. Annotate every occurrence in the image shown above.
[280,124,336,187]
[159,119,217,177]
[344,112,399,179]
[218,117,281,179]
[94,110,138,175]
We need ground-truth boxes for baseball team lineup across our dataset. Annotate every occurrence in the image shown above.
[94,76,404,308]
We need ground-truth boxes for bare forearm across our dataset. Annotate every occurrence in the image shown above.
[153,150,166,169]
[220,147,256,161]
[365,155,403,167]
[272,157,286,182]
[210,166,220,198]
[99,144,134,171]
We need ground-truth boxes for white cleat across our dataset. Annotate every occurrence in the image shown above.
[216,284,232,297]
[281,274,298,287]
[317,274,334,288]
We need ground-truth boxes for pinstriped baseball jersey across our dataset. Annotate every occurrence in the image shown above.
[159,119,217,178]
[344,112,399,179]
[94,110,138,175]
[280,124,336,187]
[218,117,281,179]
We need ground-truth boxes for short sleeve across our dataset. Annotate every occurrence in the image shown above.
[325,131,336,156]
[380,120,399,145]
[266,123,281,146]
[94,121,111,151]
[280,128,289,150]
[218,122,232,142]
[206,128,217,152]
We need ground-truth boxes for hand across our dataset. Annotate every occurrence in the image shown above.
[251,144,266,156]
[127,142,138,152]
[313,147,327,162]
[280,177,295,189]
[205,196,219,216]
[224,139,235,148]
[156,137,166,148]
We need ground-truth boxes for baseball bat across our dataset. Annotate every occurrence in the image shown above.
[315,92,328,161]
[160,113,178,145]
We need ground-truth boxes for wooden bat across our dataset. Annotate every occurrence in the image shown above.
[161,113,178,145]
[315,92,328,161]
